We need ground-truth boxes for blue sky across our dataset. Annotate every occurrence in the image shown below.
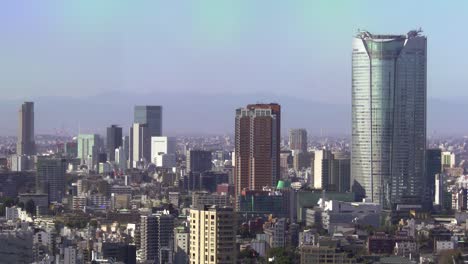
[0,1,466,104]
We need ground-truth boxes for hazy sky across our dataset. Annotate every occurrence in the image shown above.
[0,1,466,104]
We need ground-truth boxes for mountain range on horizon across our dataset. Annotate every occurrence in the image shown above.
[0,91,464,137]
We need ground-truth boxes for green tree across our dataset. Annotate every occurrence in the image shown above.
[267,247,299,264]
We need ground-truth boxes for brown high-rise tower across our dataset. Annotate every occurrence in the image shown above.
[234,103,281,201]
[17,102,35,155]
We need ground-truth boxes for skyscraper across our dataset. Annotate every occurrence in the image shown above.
[186,150,212,173]
[17,102,35,156]
[106,125,122,162]
[140,213,174,264]
[234,103,281,198]
[77,134,100,167]
[36,156,67,203]
[151,137,176,168]
[289,128,307,153]
[351,30,427,209]
[129,123,151,168]
[190,205,236,264]
[134,106,163,137]
[313,149,332,190]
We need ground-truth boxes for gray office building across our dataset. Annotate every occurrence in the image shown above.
[134,106,162,137]
[17,102,35,156]
[106,125,123,161]
[36,156,67,203]
[351,30,427,209]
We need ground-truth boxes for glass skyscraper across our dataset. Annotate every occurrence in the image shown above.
[134,106,162,137]
[351,30,426,209]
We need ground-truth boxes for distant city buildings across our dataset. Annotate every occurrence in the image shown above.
[129,123,151,168]
[351,30,427,209]
[77,134,100,168]
[289,128,308,154]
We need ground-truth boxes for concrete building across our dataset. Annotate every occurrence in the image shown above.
[17,102,36,156]
[192,191,231,209]
[263,218,286,248]
[115,146,127,171]
[299,239,356,264]
[106,125,122,162]
[140,212,174,264]
[0,230,34,263]
[330,152,351,192]
[129,123,151,168]
[441,151,456,168]
[134,105,163,137]
[320,200,381,232]
[174,226,189,264]
[151,136,176,168]
[351,30,427,209]
[289,129,308,153]
[189,205,236,264]
[235,104,281,199]
[36,156,67,203]
[314,149,332,190]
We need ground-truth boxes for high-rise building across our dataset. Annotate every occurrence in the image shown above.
[330,152,351,192]
[140,213,174,264]
[441,151,456,168]
[426,149,441,207]
[190,205,236,264]
[186,150,212,173]
[351,30,427,209]
[115,147,127,171]
[174,226,189,264]
[17,102,35,156]
[234,103,281,198]
[106,125,122,162]
[77,134,100,167]
[151,137,176,168]
[289,129,308,153]
[36,156,67,203]
[314,149,332,190]
[134,106,163,137]
[129,123,151,168]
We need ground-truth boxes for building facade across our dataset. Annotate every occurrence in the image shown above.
[351,30,427,209]
[289,129,308,154]
[17,102,36,156]
[106,125,122,162]
[190,206,236,264]
[134,105,163,137]
[234,103,281,199]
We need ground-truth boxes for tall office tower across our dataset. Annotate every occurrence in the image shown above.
[129,123,150,168]
[115,147,127,171]
[289,128,308,153]
[426,149,442,206]
[134,106,163,137]
[330,152,351,192]
[234,103,281,198]
[106,125,122,162]
[351,30,427,209]
[36,156,66,203]
[151,137,176,168]
[140,213,174,264]
[17,102,35,155]
[441,151,456,168]
[313,149,332,190]
[77,134,100,167]
[190,205,236,264]
[186,150,212,173]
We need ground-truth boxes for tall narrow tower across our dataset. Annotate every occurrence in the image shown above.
[17,102,35,155]
[351,30,427,209]
[234,103,281,199]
